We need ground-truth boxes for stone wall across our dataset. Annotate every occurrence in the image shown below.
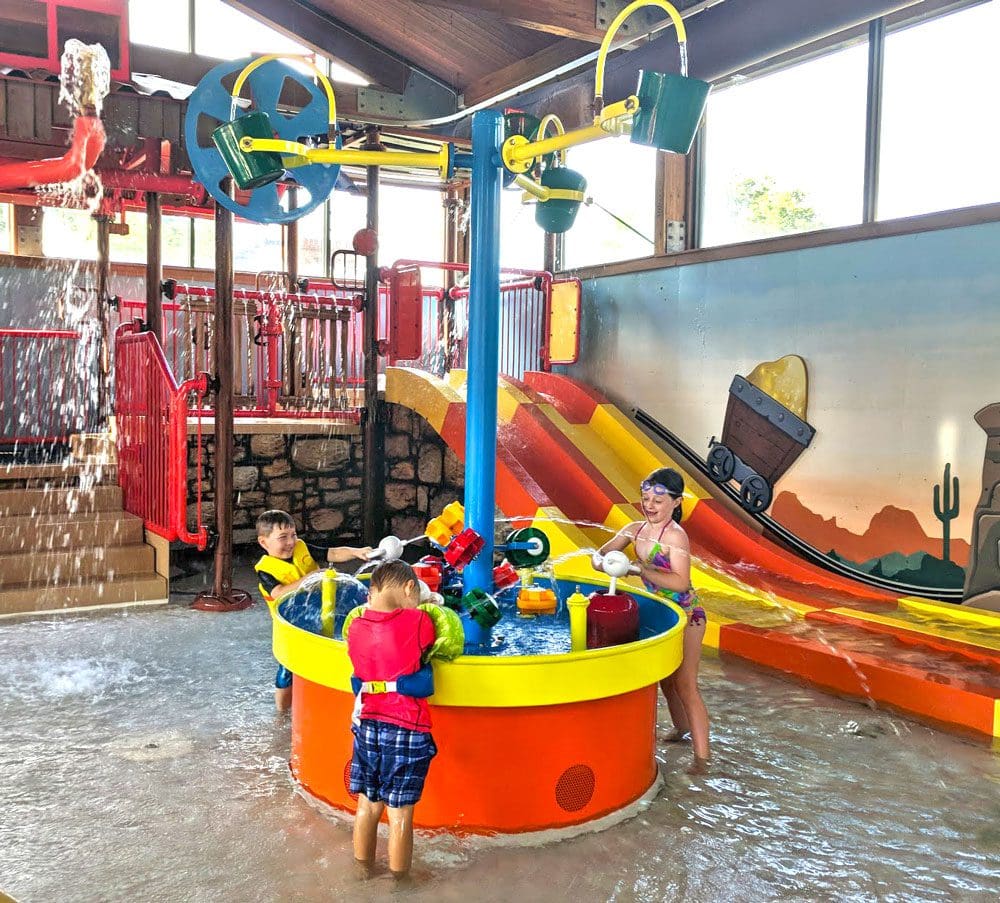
[188,432,365,547]
[187,402,464,549]
[383,402,464,541]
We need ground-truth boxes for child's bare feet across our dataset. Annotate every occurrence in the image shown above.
[658,727,690,743]
[685,756,710,776]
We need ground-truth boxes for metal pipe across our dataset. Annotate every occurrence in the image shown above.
[863,17,886,224]
[165,284,361,308]
[463,109,504,598]
[244,139,449,178]
[94,214,111,426]
[97,170,206,200]
[361,130,385,546]
[286,185,299,290]
[212,177,236,599]
[145,192,163,345]
[503,123,609,170]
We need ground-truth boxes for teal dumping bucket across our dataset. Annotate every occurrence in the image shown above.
[212,111,285,191]
[630,70,710,154]
[534,167,587,234]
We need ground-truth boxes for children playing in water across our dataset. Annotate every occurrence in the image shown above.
[253,509,371,711]
[595,467,711,771]
[344,560,439,881]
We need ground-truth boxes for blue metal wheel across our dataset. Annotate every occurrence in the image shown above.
[184,56,341,225]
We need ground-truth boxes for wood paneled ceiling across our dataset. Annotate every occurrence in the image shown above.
[228,0,707,110]
[313,0,582,91]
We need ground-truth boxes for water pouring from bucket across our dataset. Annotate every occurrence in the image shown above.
[593,1,710,155]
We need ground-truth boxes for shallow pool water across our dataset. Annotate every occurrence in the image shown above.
[1,561,998,902]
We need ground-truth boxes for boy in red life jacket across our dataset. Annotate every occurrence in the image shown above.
[346,560,437,880]
[254,509,371,711]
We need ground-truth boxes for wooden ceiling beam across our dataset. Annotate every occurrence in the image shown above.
[462,38,591,106]
[224,0,415,92]
[412,0,607,42]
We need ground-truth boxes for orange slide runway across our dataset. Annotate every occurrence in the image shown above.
[386,368,1000,740]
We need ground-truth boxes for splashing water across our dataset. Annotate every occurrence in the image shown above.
[494,513,621,536]
[59,39,111,117]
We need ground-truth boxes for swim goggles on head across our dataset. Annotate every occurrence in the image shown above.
[640,481,673,496]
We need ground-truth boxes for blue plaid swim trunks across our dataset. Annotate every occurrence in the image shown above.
[350,719,437,808]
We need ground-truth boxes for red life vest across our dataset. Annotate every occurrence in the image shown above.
[346,607,436,732]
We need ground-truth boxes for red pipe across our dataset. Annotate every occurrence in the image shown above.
[0,116,106,191]
[98,170,206,203]
[170,284,362,310]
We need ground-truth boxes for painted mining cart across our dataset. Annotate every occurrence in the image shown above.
[707,356,816,514]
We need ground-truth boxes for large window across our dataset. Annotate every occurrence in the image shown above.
[879,1,1000,219]
[42,209,97,261]
[128,0,189,53]
[378,185,444,267]
[563,140,656,269]
[329,191,367,258]
[195,216,283,272]
[41,209,193,265]
[295,203,328,276]
[700,41,869,247]
[500,186,544,271]
[130,0,366,83]
[193,0,365,83]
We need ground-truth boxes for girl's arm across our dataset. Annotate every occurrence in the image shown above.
[636,530,692,593]
[598,522,641,555]
[593,523,642,572]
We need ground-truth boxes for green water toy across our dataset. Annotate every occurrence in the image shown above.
[420,603,465,660]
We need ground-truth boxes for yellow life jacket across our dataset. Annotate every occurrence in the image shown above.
[254,539,319,605]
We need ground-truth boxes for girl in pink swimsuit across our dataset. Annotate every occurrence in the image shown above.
[596,467,710,770]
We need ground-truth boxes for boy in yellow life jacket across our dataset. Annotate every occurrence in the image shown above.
[255,509,372,711]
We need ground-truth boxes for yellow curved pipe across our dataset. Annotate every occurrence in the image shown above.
[594,0,687,114]
[537,114,567,165]
[230,53,337,133]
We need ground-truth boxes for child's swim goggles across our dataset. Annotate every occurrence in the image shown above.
[640,480,675,496]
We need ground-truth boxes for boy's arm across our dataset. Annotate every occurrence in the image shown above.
[327,545,374,564]
[268,574,311,600]
[258,569,307,602]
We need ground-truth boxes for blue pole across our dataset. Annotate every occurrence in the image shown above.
[463,109,503,605]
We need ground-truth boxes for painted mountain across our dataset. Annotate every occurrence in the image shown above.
[773,492,969,589]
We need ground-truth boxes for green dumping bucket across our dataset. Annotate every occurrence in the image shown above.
[503,109,541,143]
[630,70,710,154]
[212,111,285,191]
[534,166,587,234]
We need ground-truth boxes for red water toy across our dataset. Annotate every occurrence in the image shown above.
[586,592,639,649]
[413,559,442,592]
[492,561,520,590]
[443,527,485,570]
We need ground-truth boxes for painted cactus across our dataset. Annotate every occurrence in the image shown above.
[933,462,960,563]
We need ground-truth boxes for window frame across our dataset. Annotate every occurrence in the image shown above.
[693,0,993,252]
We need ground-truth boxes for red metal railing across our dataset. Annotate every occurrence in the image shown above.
[115,284,365,422]
[385,260,581,379]
[114,321,209,549]
[0,327,98,445]
[113,260,581,424]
